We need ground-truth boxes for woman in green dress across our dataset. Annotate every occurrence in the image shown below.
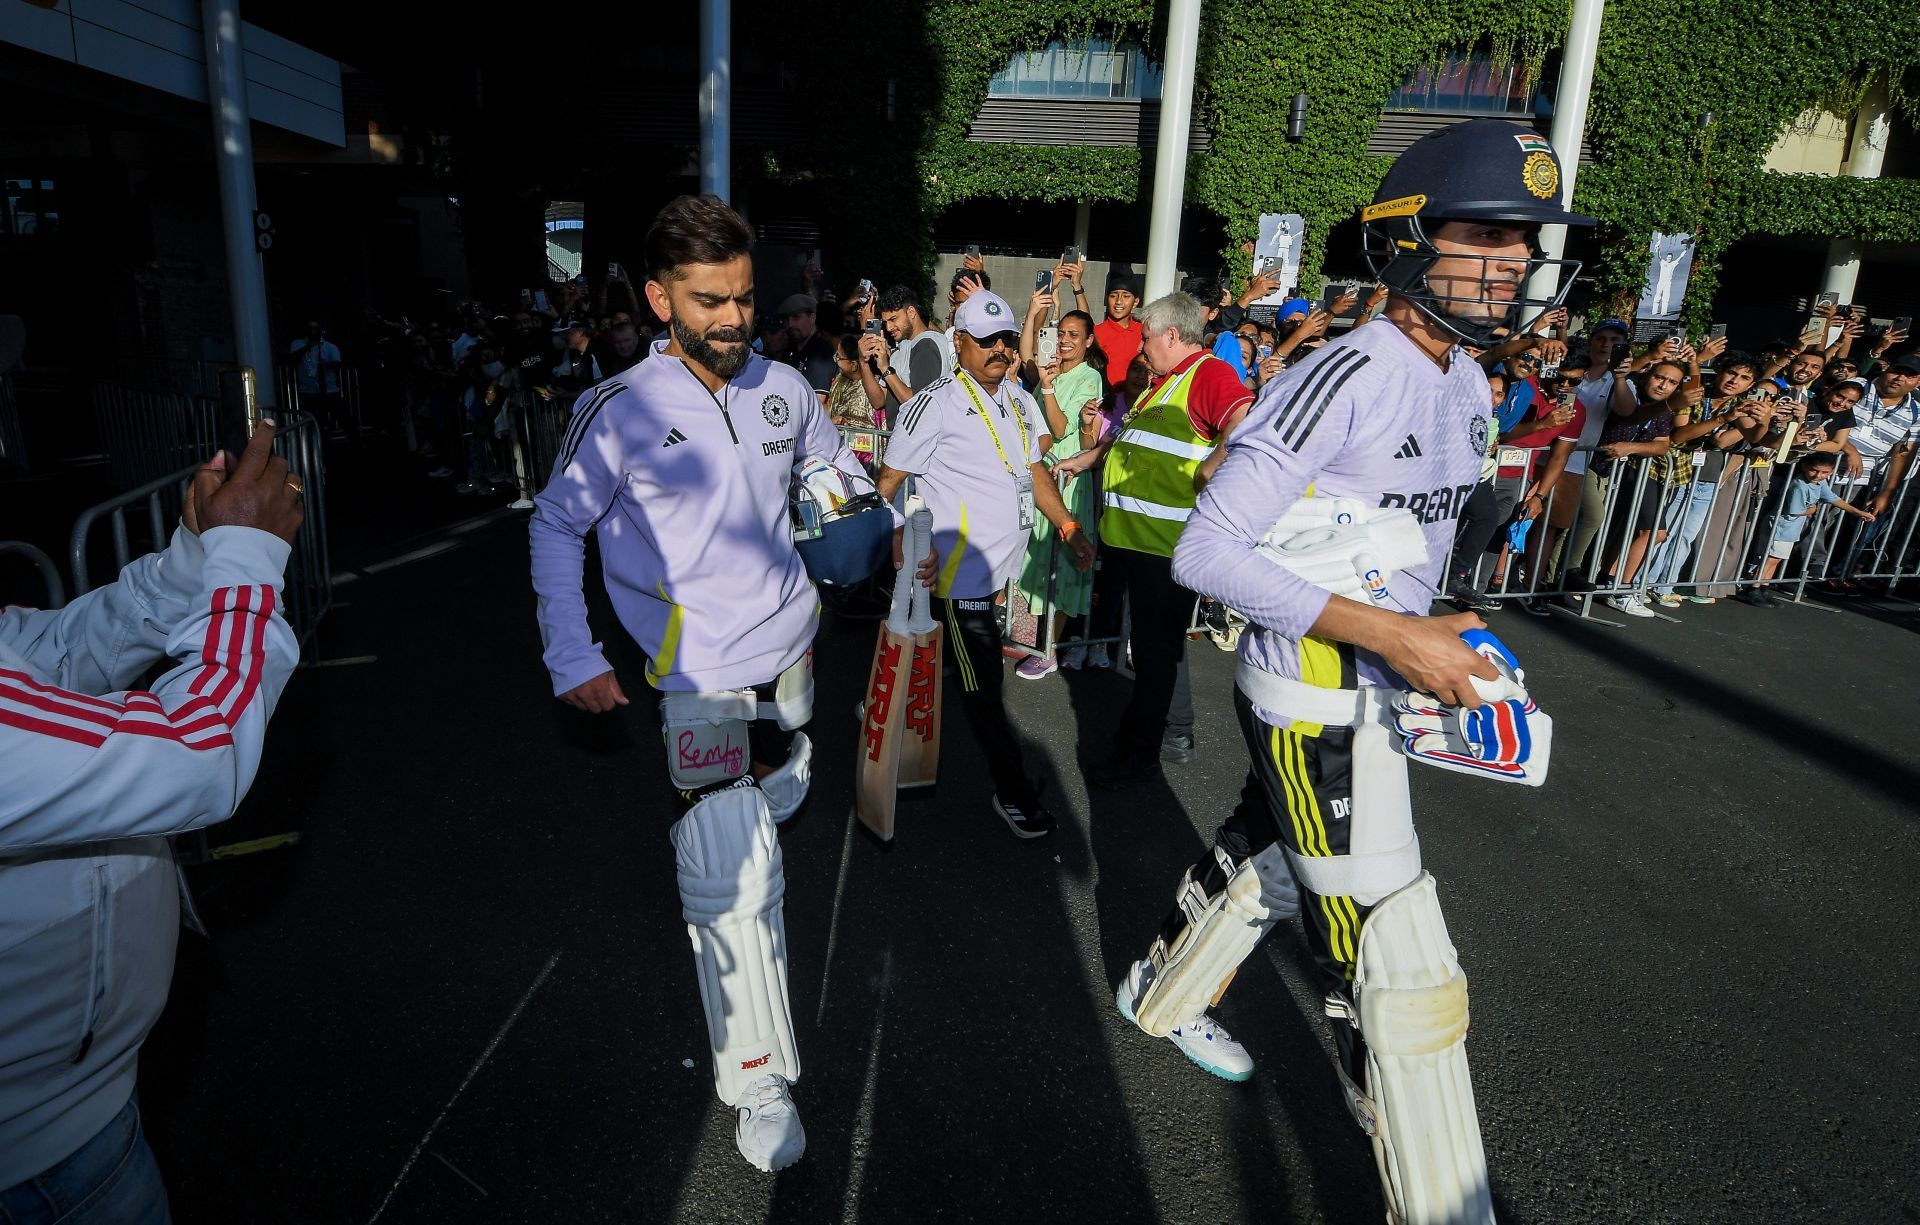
[1014,292,1106,679]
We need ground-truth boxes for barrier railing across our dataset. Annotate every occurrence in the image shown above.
[983,428,1920,662]
[69,411,333,659]
[92,379,214,494]
[0,375,24,472]
[0,540,64,609]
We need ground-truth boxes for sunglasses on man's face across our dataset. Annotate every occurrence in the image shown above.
[973,331,1021,350]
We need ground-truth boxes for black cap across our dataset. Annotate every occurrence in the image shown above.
[1365,119,1595,228]
[1890,354,1920,374]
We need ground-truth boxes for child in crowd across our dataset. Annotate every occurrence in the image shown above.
[1736,452,1876,606]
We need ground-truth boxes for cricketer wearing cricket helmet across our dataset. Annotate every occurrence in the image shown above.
[528,194,897,1174]
[1111,120,1590,1224]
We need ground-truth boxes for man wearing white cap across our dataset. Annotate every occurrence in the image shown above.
[876,290,1093,838]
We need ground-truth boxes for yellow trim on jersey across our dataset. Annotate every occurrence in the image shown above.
[935,500,970,599]
[1290,634,1346,738]
[645,581,684,688]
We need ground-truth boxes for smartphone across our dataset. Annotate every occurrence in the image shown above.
[1894,316,1913,333]
[1036,269,1054,292]
[1255,255,1284,278]
[1256,344,1273,362]
[863,318,885,337]
[1709,322,1728,341]
[1815,290,1839,312]
[1037,325,1059,367]
[217,367,258,463]
[519,287,532,305]
[1541,364,1561,380]
[533,289,550,313]
[965,244,982,260]
[1062,246,1082,266]
[857,277,876,300]
[607,261,619,278]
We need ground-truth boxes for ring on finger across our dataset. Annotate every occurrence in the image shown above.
[286,475,305,495]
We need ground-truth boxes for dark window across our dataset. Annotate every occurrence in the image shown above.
[1386,52,1548,117]
[1,179,59,241]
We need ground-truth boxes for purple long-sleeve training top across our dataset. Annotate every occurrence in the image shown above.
[1171,320,1489,707]
[530,338,888,696]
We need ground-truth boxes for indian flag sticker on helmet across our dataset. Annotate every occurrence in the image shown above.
[1512,131,1554,155]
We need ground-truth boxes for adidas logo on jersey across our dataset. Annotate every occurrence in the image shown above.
[1393,434,1423,459]
[662,428,688,448]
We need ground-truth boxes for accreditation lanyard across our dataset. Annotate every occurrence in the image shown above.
[957,370,1035,528]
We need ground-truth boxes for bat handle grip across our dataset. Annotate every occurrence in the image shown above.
[906,505,937,635]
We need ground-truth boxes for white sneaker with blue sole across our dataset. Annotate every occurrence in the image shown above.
[1114,958,1254,1082]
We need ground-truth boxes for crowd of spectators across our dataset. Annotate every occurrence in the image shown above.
[336,248,1919,649]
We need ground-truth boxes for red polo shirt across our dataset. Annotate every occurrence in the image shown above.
[1093,316,1143,387]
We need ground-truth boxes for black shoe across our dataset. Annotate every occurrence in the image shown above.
[992,794,1055,839]
[1089,752,1162,792]
[1160,729,1195,766]
[1448,582,1500,614]
[1518,595,1554,617]
[1733,587,1777,607]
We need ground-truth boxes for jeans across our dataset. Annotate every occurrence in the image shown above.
[1646,479,1719,595]
[0,1096,170,1225]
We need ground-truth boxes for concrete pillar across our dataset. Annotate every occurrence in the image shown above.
[1073,200,1091,256]
[1821,84,1891,303]
[699,0,730,200]
[1524,0,1605,309]
[201,0,276,406]
[1144,0,1202,301]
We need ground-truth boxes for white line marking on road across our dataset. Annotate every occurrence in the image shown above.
[430,1152,489,1198]
[309,655,379,668]
[347,507,522,580]
[839,947,893,1224]
[366,952,560,1223]
[815,805,861,1026]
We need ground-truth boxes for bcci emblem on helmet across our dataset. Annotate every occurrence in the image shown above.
[1521,153,1558,200]
[762,394,791,427]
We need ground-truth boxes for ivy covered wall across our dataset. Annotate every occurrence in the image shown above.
[822,0,1920,326]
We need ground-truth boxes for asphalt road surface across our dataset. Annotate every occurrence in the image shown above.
[139,505,1920,1224]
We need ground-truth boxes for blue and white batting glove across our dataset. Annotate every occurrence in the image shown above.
[1392,630,1552,786]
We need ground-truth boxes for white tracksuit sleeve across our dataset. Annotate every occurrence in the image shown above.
[528,390,626,696]
[0,525,298,854]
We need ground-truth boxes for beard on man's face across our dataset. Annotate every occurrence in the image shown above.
[671,312,750,380]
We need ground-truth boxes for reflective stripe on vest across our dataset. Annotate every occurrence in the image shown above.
[1101,355,1215,556]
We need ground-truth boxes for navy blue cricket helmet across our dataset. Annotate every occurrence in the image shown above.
[1361,120,1595,345]
[791,460,892,587]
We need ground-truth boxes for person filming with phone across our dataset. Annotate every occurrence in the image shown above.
[0,415,303,1222]
[857,285,946,414]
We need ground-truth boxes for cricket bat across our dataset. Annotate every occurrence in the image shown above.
[897,504,942,789]
[854,500,923,841]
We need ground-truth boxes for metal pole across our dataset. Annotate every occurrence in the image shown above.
[698,0,731,200]
[201,0,276,408]
[1143,0,1202,301]
[1524,0,1605,308]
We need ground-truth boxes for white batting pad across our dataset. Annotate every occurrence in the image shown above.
[1135,843,1299,1037]
[760,733,812,824]
[1352,872,1492,1225]
[670,785,801,1105]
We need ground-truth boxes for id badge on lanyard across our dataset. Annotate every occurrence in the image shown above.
[1015,470,1036,529]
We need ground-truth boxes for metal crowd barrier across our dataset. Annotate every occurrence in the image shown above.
[1462,437,1920,619]
[982,432,1920,663]
[92,379,214,494]
[69,411,333,660]
[0,375,24,472]
[0,540,64,609]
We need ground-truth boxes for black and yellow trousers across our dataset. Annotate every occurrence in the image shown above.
[1155,654,1373,1075]
[936,595,1041,812]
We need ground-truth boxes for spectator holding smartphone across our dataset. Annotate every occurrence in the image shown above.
[1644,340,1752,604]
[860,285,946,413]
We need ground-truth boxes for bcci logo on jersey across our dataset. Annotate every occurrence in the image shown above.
[762,394,790,427]
[1468,415,1489,456]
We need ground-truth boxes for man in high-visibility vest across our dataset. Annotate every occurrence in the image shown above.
[1071,291,1253,790]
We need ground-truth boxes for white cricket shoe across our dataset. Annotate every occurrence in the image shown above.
[733,1073,806,1172]
[1114,958,1254,1082]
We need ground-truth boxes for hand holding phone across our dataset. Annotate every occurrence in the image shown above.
[1036,269,1054,293]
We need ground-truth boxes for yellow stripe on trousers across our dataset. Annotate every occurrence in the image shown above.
[1270,724,1363,979]
[945,598,978,693]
